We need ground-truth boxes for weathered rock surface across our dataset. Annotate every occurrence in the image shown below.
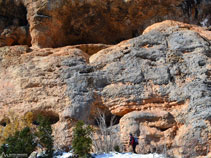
[0,20,210,157]
[62,20,211,157]
[0,0,211,48]
[143,20,211,41]
[0,45,89,148]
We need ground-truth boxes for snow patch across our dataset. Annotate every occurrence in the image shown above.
[54,152,164,158]
[94,152,164,158]
[54,152,73,158]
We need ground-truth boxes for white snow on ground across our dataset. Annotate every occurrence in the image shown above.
[54,152,73,158]
[54,152,164,158]
[94,152,164,158]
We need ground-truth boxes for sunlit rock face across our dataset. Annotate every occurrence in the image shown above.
[0,1,210,156]
[62,21,210,157]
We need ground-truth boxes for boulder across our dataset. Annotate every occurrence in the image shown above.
[0,26,31,47]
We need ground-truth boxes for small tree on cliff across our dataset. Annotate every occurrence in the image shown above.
[0,127,36,156]
[72,121,93,158]
[36,115,54,158]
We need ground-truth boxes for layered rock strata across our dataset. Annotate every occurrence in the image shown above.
[0,20,210,157]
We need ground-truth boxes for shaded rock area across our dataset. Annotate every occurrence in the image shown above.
[0,20,210,157]
[0,0,31,46]
[0,0,211,48]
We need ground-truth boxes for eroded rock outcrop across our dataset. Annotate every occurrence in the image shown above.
[0,20,210,157]
[0,0,211,48]
[62,20,211,157]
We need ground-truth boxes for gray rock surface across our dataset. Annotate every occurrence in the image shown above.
[62,23,211,157]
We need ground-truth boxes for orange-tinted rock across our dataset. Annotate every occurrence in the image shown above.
[0,20,210,157]
[143,20,211,41]
[2,0,211,48]
[63,21,211,157]
[25,0,211,48]
[0,45,89,148]
[0,26,31,47]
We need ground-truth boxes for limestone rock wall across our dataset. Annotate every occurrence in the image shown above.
[0,45,89,148]
[0,0,211,48]
[0,2,211,156]
[61,21,211,157]
[1,20,210,157]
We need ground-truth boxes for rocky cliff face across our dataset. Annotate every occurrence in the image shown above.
[0,0,211,48]
[0,20,210,157]
[0,0,211,157]
[62,20,211,157]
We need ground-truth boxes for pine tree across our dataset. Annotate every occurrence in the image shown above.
[36,115,54,158]
[72,121,93,158]
[0,127,36,156]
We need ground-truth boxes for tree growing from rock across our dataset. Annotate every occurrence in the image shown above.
[36,115,54,158]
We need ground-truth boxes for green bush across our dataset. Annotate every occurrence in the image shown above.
[0,114,54,158]
[0,127,36,156]
[0,112,34,145]
[36,115,54,158]
[72,121,93,158]
[114,145,120,153]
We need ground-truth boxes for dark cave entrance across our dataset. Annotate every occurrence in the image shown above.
[7,5,28,26]
[0,1,30,46]
[32,110,60,125]
[0,117,10,127]
[0,1,28,27]
[16,4,28,26]
[93,111,122,128]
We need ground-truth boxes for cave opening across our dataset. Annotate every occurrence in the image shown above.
[0,1,28,28]
[0,121,7,127]
[94,111,122,128]
[0,118,10,127]
[0,1,30,46]
[16,4,28,26]
[32,110,60,125]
